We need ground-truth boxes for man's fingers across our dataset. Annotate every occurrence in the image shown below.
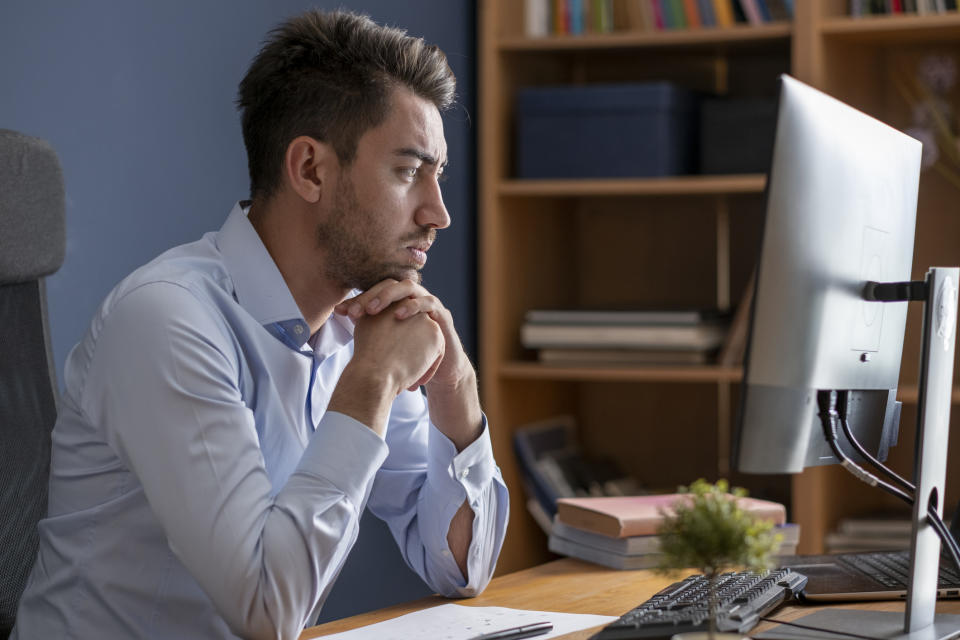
[408,350,444,391]
[334,278,429,318]
[394,294,442,319]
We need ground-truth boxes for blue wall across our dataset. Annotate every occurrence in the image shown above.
[1,0,476,623]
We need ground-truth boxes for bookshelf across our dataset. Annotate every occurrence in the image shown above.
[479,1,960,574]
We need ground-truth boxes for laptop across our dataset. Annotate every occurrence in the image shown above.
[778,509,960,601]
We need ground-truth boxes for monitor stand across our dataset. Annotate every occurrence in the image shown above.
[757,267,960,640]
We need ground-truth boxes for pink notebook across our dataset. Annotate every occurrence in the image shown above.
[555,494,786,538]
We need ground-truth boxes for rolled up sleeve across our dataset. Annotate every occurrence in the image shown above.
[365,391,509,597]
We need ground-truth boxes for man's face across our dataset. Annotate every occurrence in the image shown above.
[316,87,451,292]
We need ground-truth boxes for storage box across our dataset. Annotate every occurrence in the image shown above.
[699,97,778,174]
[515,83,699,179]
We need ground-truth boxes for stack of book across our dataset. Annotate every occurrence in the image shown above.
[524,0,794,37]
[521,309,729,366]
[548,494,799,570]
[849,0,958,17]
[824,512,915,553]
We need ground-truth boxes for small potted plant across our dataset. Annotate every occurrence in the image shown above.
[656,479,782,640]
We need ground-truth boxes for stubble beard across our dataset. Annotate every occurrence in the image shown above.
[316,176,430,292]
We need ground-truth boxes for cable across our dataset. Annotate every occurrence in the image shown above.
[816,391,914,507]
[819,390,960,574]
[756,616,880,640]
[837,396,915,495]
[927,504,960,574]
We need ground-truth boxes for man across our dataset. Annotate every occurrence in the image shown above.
[12,9,508,640]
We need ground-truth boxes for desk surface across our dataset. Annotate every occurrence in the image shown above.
[300,558,960,639]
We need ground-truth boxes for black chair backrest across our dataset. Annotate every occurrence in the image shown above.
[0,129,65,639]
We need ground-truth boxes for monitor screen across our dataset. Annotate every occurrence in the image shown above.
[733,75,923,475]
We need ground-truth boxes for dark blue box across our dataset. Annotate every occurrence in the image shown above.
[515,83,699,179]
[700,97,778,175]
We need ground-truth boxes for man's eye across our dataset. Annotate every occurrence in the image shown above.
[437,171,449,184]
[399,167,419,180]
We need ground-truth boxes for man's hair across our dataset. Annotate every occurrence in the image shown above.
[237,10,456,201]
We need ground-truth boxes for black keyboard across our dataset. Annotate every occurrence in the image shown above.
[839,550,960,589]
[589,569,808,639]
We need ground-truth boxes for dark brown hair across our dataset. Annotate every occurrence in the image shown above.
[237,10,456,201]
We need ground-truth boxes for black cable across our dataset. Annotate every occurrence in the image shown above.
[819,391,960,573]
[837,397,915,495]
[756,616,879,640]
[927,504,960,574]
[816,391,914,507]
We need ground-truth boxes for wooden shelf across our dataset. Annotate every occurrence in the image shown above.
[481,1,960,570]
[498,23,792,52]
[496,369,960,402]
[499,175,767,197]
[500,361,743,383]
[819,12,960,42]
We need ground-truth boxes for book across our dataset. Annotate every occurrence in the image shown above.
[548,533,663,569]
[837,514,914,538]
[620,0,652,30]
[538,347,712,366]
[549,523,801,570]
[513,416,639,518]
[697,0,717,25]
[764,0,793,20]
[682,0,702,26]
[521,322,727,350]
[552,518,800,555]
[713,0,736,25]
[650,0,667,29]
[524,0,551,37]
[569,0,585,34]
[639,0,657,30]
[737,0,765,24]
[555,493,787,538]
[668,0,688,27]
[513,416,579,516]
[824,532,912,553]
[527,497,554,535]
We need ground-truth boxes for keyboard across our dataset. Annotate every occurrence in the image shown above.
[839,550,960,589]
[589,569,808,639]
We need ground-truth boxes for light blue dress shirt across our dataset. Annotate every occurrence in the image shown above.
[12,203,509,640]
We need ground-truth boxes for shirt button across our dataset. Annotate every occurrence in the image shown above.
[460,468,469,479]
[442,549,451,557]
[294,324,304,335]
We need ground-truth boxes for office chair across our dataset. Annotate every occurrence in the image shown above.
[0,129,66,639]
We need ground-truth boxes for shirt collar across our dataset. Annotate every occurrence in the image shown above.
[216,201,305,328]
[216,201,356,355]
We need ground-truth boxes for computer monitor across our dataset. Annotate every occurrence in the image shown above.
[733,75,917,476]
[733,75,960,639]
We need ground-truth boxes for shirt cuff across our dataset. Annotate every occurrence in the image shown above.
[426,414,496,506]
[299,411,388,509]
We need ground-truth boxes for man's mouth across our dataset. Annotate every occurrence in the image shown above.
[407,244,429,266]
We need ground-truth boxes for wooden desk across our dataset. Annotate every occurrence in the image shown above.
[300,558,960,639]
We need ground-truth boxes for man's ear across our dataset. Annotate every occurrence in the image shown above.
[284,136,337,203]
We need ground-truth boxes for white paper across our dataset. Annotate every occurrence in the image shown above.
[314,603,617,639]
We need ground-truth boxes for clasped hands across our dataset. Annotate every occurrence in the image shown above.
[334,278,472,396]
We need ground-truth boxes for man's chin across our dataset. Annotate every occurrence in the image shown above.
[354,267,422,291]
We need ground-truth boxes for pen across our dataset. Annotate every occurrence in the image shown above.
[468,620,553,640]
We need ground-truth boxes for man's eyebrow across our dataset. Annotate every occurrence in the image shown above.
[394,147,448,168]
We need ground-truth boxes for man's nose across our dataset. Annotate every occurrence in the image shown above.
[415,177,451,229]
